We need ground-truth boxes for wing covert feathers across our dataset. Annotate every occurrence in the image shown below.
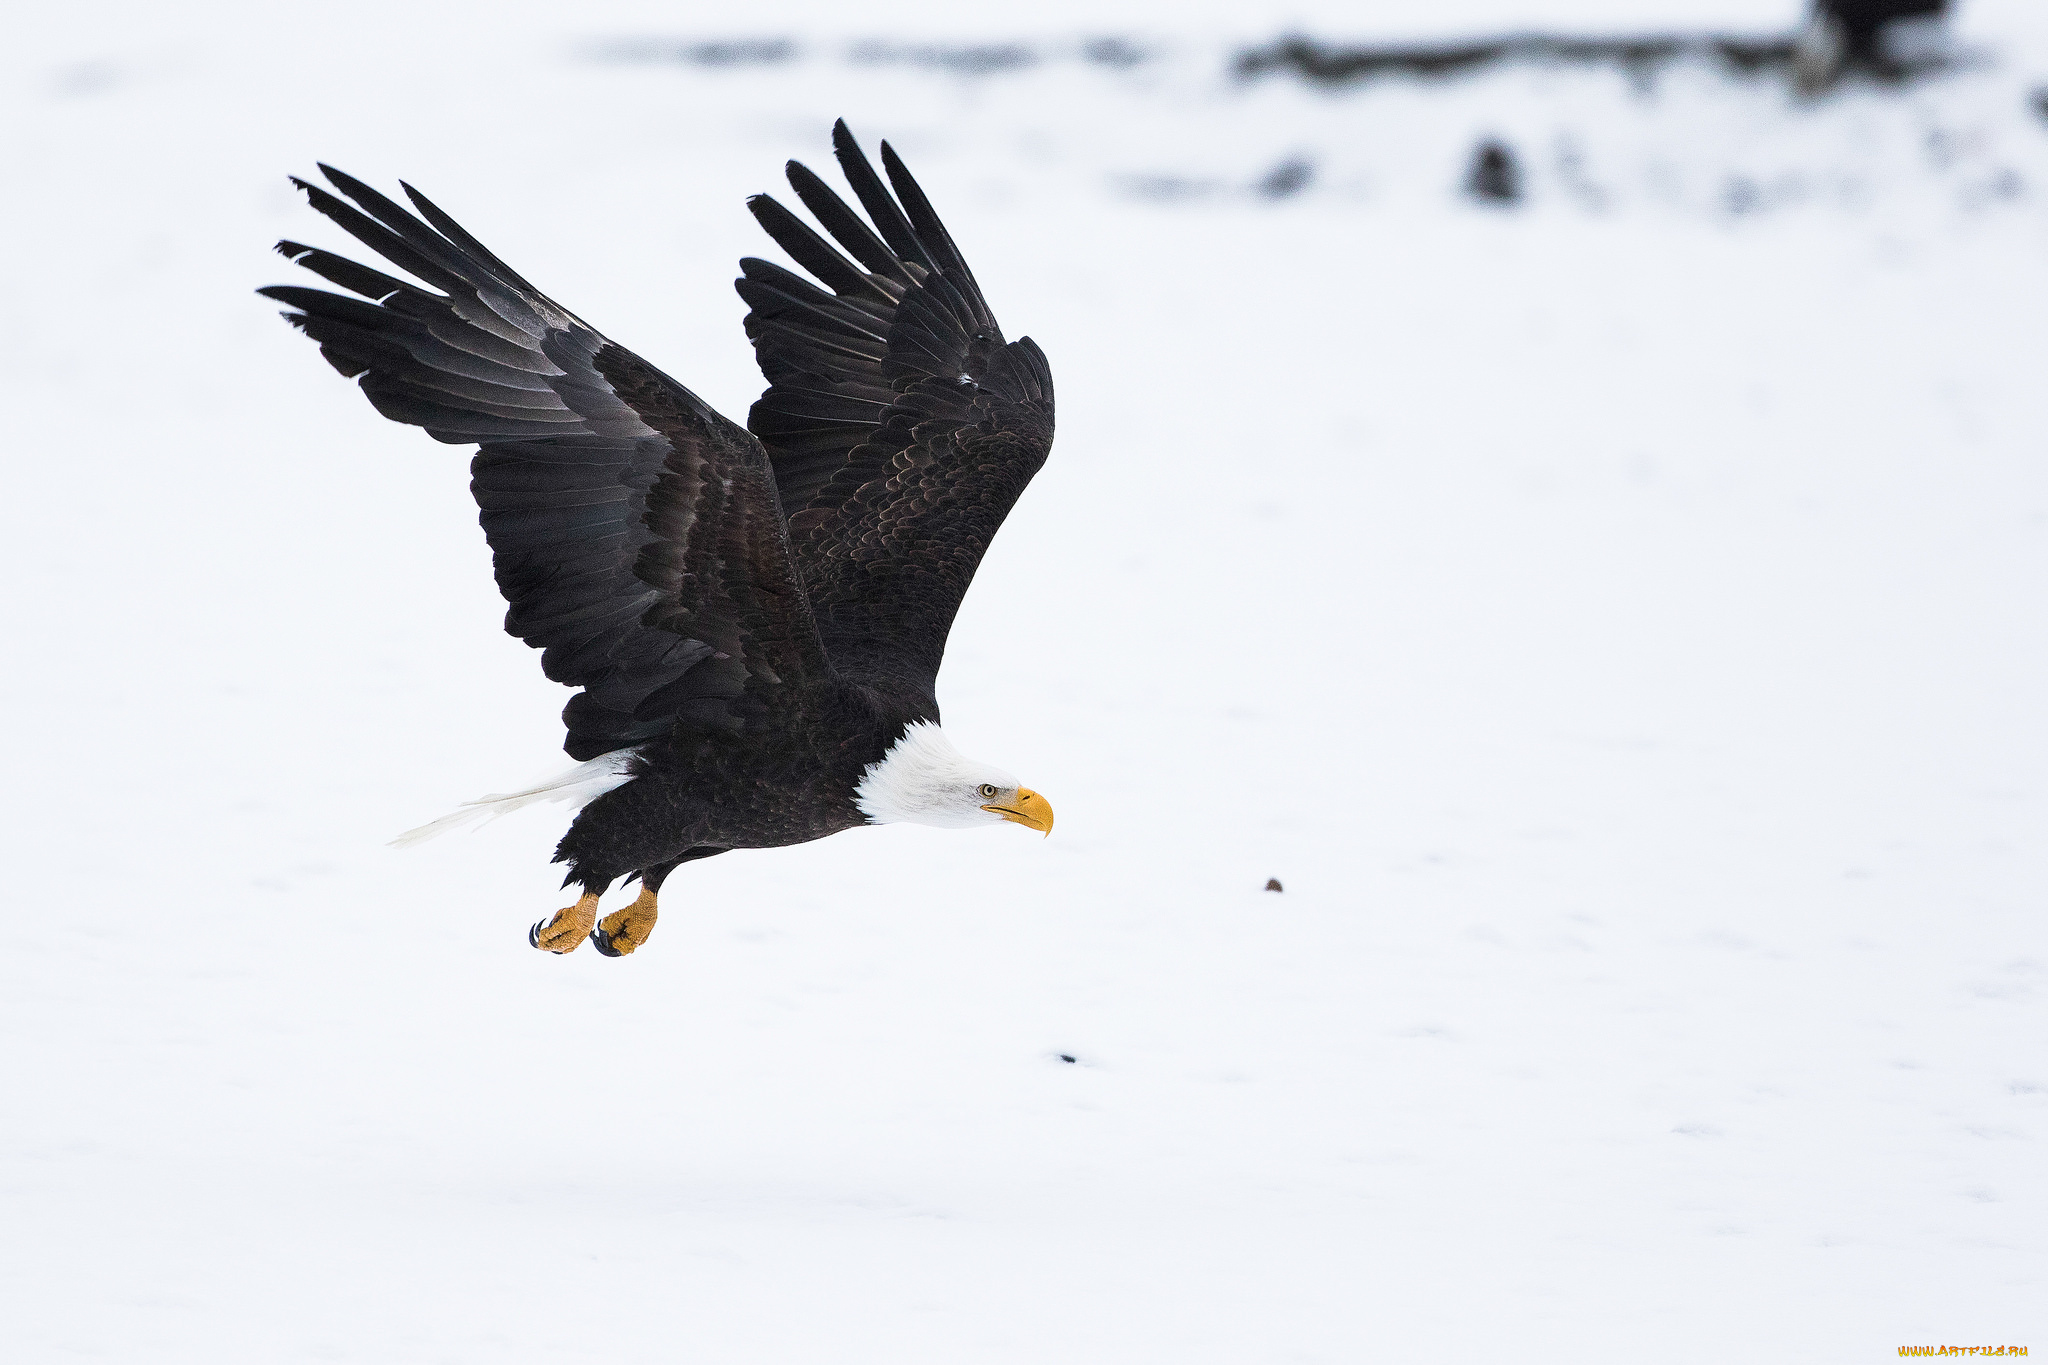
[740,121,1056,701]
[262,168,826,759]
[263,125,1052,753]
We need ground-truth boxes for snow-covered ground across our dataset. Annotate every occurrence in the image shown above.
[5,1,2047,1359]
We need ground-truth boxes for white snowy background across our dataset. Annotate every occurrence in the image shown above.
[4,0,2046,1359]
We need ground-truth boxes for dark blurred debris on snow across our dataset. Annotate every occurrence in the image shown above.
[1116,160,1320,204]
[1465,141,1523,205]
[1795,0,1951,93]
[589,36,1154,76]
[1256,158,1315,200]
[589,37,799,66]
[850,41,1039,76]
[1265,879,1284,893]
[1081,37,1151,70]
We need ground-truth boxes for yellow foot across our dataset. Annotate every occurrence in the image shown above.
[529,892,600,954]
[590,886,658,958]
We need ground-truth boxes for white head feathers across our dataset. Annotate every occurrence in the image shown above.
[854,721,1021,828]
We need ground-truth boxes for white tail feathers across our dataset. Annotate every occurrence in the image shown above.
[389,748,642,849]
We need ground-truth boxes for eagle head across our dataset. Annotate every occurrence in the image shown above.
[853,721,1053,835]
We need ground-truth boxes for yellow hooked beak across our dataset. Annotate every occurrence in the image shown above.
[983,787,1054,837]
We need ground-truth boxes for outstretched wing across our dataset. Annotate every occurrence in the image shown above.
[738,122,1055,708]
[261,167,830,761]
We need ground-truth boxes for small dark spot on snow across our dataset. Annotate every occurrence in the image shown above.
[1082,37,1150,69]
[1465,139,1522,204]
[1724,174,1764,215]
[1264,878,1283,892]
[1058,1054,1076,1064]
[1255,157,1314,199]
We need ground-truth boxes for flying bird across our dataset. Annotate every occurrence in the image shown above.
[261,122,1055,957]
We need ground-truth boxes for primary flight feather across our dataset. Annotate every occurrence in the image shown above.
[260,121,1056,957]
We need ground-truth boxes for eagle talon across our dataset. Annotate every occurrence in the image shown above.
[590,887,658,958]
[530,892,600,954]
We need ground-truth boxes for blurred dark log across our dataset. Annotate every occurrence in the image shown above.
[1235,33,1796,86]
[1235,4,1951,94]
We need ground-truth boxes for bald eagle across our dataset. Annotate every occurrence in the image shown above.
[261,122,1055,957]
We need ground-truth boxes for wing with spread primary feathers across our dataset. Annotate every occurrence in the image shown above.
[261,167,830,760]
[739,122,1055,708]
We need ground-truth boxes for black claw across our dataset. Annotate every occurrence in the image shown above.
[528,919,544,949]
[590,926,624,958]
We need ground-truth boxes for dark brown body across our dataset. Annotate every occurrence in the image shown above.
[555,687,929,894]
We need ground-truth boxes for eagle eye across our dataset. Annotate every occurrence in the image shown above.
[978,783,999,799]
